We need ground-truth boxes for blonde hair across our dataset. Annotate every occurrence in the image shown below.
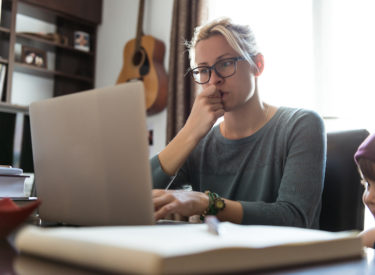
[186,17,260,70]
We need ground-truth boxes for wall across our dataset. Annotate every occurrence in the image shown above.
[95,0,174,156]
[11,15,56,105]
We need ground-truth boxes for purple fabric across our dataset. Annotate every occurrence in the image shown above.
[354,133,375,164]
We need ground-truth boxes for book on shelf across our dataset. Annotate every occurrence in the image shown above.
[0,166,29,197]
[14,222,363,275]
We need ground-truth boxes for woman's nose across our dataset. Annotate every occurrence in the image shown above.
[209,69,223,85]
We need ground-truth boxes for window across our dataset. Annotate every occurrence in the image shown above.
[209,0,375,133]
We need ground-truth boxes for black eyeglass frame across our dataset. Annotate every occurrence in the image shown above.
[187,56,245,84]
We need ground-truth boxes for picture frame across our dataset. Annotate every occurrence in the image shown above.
[21,46,47,68]
[148,129,153,146]
[74,31,90,52]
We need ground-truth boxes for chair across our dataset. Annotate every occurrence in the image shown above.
[320,129,370,232]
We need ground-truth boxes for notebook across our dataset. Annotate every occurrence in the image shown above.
[29,81,154,226]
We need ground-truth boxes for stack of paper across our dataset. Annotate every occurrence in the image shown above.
[0,166,29,198]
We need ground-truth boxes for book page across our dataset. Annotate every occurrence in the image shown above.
[16,223,358,258]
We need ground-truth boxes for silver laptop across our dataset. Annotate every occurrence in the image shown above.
[29,81,154,226]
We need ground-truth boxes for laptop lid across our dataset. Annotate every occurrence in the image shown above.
[29,81,154,226]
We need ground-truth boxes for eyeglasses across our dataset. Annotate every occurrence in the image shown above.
[187,56,245,84]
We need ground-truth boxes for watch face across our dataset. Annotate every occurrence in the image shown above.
[215,199,225,209]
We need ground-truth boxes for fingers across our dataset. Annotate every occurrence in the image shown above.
[198,89,223,113]
[214,108,225,118]
[154,201,177,221]
[210,102,224,111]
[201,85,218,97]
[152,190,208,221]
[207,96,222,104]
[183,84,224,142]
[152,189,165,198]
[153,191,173,210]
[153,191,178,220]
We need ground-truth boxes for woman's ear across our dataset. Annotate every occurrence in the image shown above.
[253,54,264,77]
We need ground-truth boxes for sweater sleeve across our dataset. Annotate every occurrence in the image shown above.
[150,155,190,190]
[240,111,326,228]
[150,155,171,189]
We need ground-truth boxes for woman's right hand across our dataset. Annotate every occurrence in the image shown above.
[156,86,224,176]
[183,85,225,142]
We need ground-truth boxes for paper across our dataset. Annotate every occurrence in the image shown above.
[0,167,23,175]
[15,223,362,275]
[16,223,358,257]
[0,175,29,197]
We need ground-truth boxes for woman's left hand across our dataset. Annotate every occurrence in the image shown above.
[152,189,208,221]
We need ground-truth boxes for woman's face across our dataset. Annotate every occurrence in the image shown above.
[194,34,256,112]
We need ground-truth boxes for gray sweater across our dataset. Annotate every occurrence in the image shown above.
[151,107,326,228]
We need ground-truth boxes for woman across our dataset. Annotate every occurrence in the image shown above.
[151,18,326,228]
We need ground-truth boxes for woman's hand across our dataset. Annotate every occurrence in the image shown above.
[152,189,209,221]
[183,85,224,142]
[156,85,224,176]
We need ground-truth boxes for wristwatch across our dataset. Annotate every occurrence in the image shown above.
[213,195,226,211]
[200,190,226,220]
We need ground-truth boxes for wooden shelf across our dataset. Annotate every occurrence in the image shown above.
[0,0,101,102]
[14,62,93,83]
[0,27,11,33]
[16,32,94,56]
[0,57,9,64]
[18,0,102,25]
[0,0,102,174]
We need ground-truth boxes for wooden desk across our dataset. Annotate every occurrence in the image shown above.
[1,233,375,275]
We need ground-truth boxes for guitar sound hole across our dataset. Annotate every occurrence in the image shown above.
[140,53,150,76]
[133,47,150,76]
[132,51,144,66]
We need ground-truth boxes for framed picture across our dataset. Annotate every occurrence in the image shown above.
[74,31,90,52]
[21,46,47,68]
[148,129,153,146]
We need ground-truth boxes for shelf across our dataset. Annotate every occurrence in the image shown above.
[16,32,94,56]
[0,27,11,33]
[0,58,9,64]
[17,0,101,25]
[14,62,93,83]
[0,0,100,103]
[0,0,101,175]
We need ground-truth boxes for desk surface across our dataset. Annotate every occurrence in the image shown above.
[2,233,375,275]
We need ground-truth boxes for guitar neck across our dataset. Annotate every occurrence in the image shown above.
[135,0,145,51]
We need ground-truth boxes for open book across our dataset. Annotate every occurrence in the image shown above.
[15,223,363,275]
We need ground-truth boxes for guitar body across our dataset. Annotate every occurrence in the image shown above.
[117,35,168,115]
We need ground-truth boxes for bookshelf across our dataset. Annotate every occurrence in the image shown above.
[0,0,102,171]
[0,0,102,104]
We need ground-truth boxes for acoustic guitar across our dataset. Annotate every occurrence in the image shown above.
[116,0,168,115]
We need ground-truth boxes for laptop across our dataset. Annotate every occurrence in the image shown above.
[29,81,154,226]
